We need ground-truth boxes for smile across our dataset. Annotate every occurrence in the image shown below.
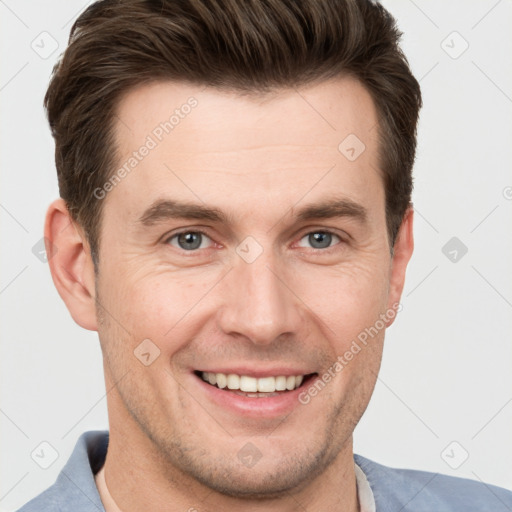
[196,371,314,397]
[191,368,319,416]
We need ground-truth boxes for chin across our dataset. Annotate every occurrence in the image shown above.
[162,434,338,499]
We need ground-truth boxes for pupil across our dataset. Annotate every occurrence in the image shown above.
[310,232,331,249]
[178,232,202,250]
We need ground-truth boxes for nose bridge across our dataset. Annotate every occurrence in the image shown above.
[217,243,300,345]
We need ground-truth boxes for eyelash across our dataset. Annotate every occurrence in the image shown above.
[163,228,345,254]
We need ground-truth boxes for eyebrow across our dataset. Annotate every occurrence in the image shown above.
[137,197,368,227]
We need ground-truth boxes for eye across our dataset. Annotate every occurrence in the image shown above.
[165,230,213,251]
[297,231,342,250]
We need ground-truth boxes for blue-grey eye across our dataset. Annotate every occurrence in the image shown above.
[168,231,211,251]
[298,231,341,250]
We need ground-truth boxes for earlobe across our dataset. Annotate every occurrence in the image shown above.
[44,198,98,331]
[386,206,414,327]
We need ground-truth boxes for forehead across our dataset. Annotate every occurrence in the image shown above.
[108,77,382,225]
[115,77,378,152]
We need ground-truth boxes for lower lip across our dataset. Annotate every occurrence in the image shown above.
[192,373,317,418]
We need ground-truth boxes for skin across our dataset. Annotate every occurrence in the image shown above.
[46,76,414,511]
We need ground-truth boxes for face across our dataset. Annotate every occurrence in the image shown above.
[67,77,412,497]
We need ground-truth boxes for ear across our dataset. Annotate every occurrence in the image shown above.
[386,205,414,327]
[44,198,98,331]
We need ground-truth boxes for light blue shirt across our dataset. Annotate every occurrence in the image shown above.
[17,430,512,511]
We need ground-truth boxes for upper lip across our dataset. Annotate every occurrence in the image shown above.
[194,367,316,378]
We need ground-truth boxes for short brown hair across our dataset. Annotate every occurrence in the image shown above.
[44,0,421,268]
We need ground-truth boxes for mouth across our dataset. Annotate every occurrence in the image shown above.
[194,370,317,398]
[191,369,320,417]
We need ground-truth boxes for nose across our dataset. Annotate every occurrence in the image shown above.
[217,246,303,346]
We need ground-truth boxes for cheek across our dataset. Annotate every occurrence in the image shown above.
[98,267,224,370]
[101,258,208,325]
[294,259,389,343]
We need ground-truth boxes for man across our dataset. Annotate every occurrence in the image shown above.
[18,0,512,510]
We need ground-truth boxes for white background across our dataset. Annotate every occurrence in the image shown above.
[1,1,511,510]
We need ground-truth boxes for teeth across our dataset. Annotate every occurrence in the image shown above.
[240,375,258,392]
[201,372,306,393]
[216,373,227,389]
[275,376,287,391]
[227,374,240,389]
[257,377,275,393]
